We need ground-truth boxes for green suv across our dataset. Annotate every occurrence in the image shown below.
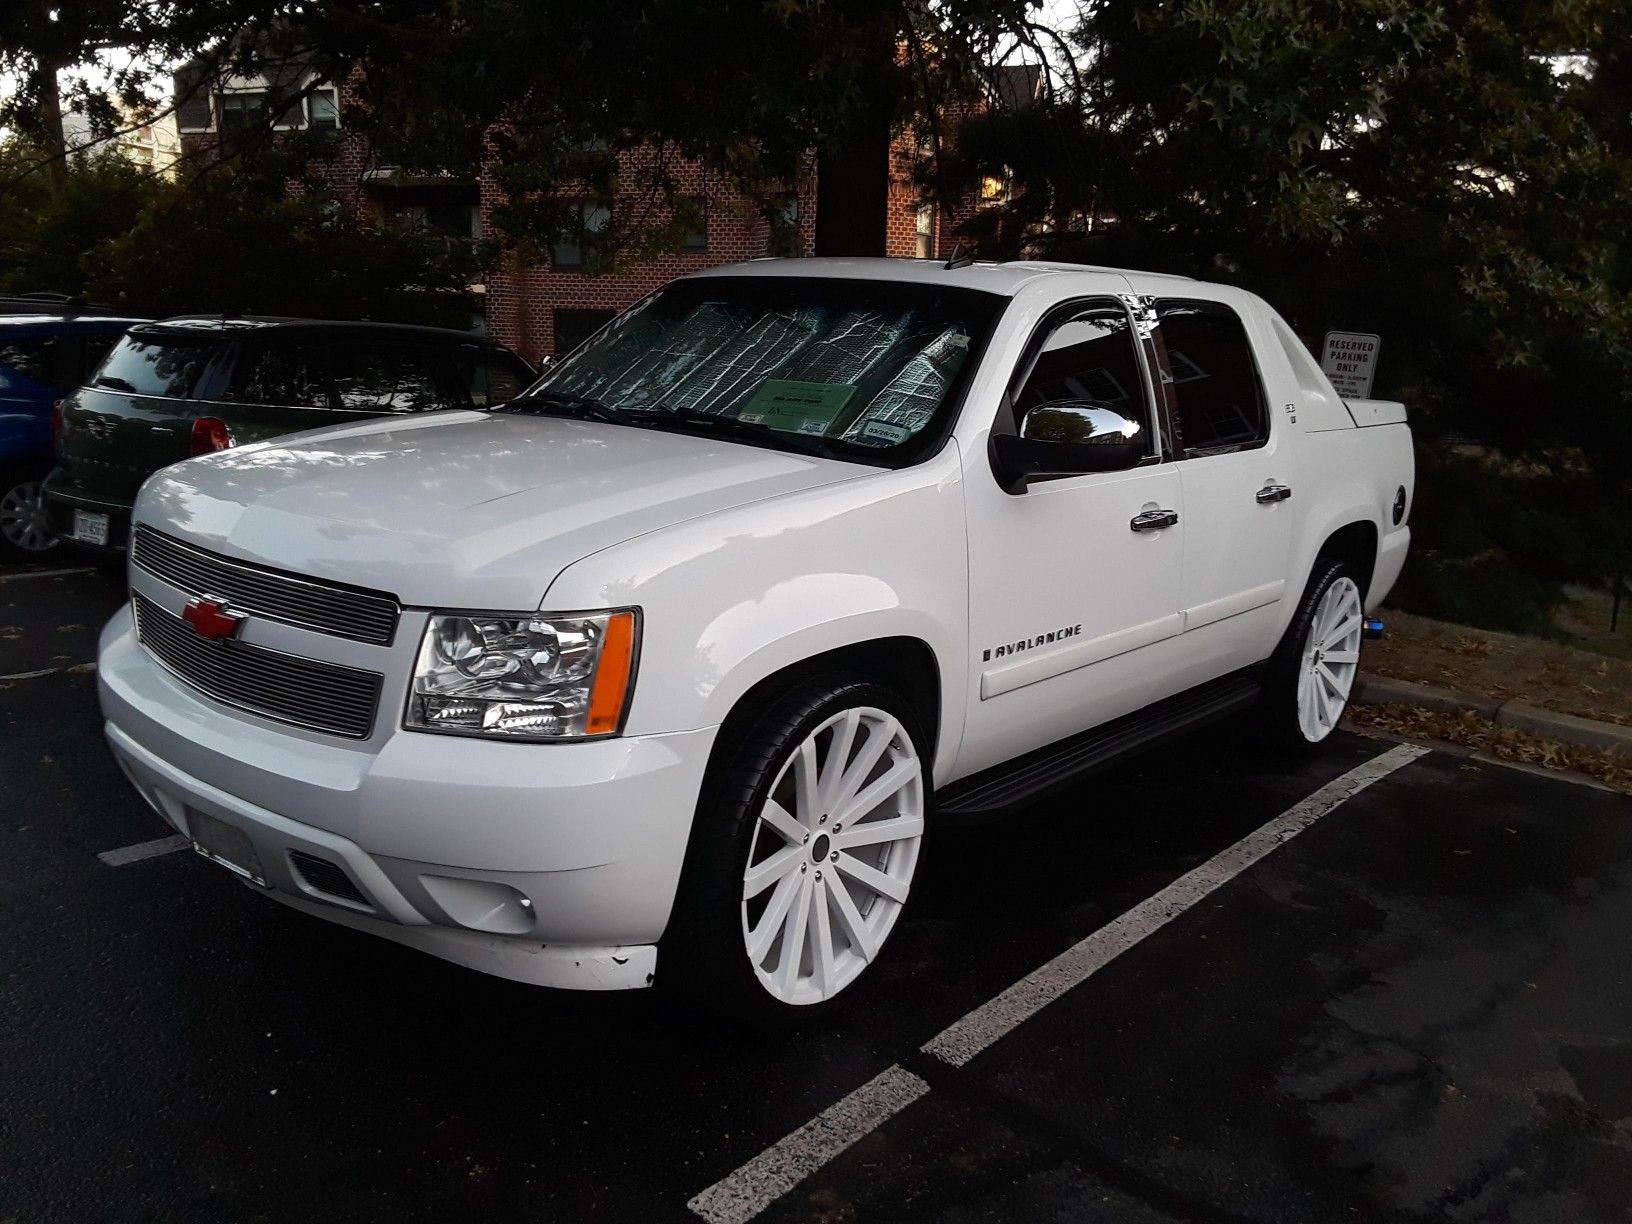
[45,317,534,552]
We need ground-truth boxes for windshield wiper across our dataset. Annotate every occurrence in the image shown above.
[627,406,840,459]
[91,375,138,393]
[498,388,632,426]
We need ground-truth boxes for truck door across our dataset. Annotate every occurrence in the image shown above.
[959,297,1187,777]
[1154,298,1295,674]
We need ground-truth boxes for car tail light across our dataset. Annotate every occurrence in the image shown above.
[50,399,64,453]
[190,416,235,456]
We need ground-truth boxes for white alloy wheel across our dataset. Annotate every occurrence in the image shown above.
[740,705,925,1006]
[1297,575,1363,742]
[0,479,57,554]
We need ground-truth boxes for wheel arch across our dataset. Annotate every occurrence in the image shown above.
[707,636,944,781]
[1313,519,1379,600]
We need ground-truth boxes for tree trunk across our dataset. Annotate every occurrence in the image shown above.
[35,58,69,200]
[813,15,896,258]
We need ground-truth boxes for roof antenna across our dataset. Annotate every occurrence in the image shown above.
[944,242,974,270]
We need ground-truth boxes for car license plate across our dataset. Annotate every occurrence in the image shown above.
[189,810,268,887]
[71,509,110,546]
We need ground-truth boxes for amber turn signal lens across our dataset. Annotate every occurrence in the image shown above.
[585,611,637,735]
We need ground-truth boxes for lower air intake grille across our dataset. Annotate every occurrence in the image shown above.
[133,594,382,739]
[288,851,371,908]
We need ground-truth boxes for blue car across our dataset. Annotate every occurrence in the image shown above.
[0,310,146,559]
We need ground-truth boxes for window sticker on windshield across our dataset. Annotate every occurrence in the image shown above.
[744,378,856,435]
[856,420,911,446]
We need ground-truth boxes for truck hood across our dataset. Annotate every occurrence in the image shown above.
[134,410,871,609]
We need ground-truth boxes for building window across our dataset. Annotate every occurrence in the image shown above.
[553,202,611,269]
[553,308,616,356]
[217,90,272,136]
[915,203,936,259]
[388,201,479,239]
[309,85,341,131]
[680,196,708,252]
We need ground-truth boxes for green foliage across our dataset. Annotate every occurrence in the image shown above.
[0,144,159,295]
[0,141,479,327]
[939,0,1632,621]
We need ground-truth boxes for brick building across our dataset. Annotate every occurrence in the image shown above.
[482,133,967,363]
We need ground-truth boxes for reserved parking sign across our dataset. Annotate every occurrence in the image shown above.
[1321,331,1381,399]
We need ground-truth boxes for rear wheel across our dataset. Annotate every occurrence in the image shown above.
[665,676,928,1022]
[0,471,59,561]
[1259,559,1365,749]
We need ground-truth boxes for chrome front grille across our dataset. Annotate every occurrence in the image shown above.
[133,594,383,739]
[131,526,400,646]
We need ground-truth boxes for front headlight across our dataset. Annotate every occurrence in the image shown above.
[405,609,639,740]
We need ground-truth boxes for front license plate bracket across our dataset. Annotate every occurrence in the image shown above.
[188,810,269,887]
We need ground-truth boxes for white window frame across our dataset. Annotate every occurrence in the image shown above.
[180,73,341,134]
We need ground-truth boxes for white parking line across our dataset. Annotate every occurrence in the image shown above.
[0,566,95,583]
[687,1064,930,1224]
[924,742,1429,1067]
[97,834,189,866]
[686,741,1430,1222]
[0,661,95,682]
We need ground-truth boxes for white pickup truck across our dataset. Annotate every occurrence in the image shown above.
[97,258,1412,1019]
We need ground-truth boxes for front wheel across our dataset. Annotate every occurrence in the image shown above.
[1259,560,1365,749]
[0,471,60,561]
[664,676,928,1022]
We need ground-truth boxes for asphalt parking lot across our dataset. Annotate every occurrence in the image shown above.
[3,560,1630,1224]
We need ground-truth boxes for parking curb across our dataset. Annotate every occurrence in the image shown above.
[1352,674,1632,757]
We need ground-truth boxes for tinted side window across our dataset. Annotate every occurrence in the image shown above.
[78,333,122,383]
[462,350,532,408]
[328,343,451,413]
[1156,302,1268,454]
[92,335,217,398]
[228,343,330,407]
[1015,303,1152,447]
[0,337,62,388]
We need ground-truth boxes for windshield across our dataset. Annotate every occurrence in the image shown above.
[527,276,1005,460]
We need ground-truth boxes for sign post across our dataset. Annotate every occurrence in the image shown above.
[1320,331,1381,399]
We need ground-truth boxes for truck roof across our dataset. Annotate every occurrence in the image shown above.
[685,256,1198,296]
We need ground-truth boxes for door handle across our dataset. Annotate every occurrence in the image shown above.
[1130,508,1179,532]
[1256,483,1292,504]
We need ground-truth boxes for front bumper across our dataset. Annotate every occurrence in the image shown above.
[99,603,717,990]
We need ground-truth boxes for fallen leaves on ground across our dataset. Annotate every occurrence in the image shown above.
[1368,611,1632,727]
[1346,702,1632,792]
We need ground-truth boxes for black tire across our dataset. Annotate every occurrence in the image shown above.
[662,673,930,1025]
[0,466,61,562]
[1257,558,1364,753]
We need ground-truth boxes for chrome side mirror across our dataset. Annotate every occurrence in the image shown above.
[992,401,1146,490]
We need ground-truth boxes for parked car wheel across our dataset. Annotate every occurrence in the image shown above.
[1260,559,1365,749]
[666,676,928,1022]
[0,469,59,560]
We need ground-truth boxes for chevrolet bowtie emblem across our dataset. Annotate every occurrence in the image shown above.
[181,597,244,641]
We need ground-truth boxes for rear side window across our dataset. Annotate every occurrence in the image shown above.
[79,333,122,382]
[229,343,330,408]
[1156,301,1269,455]
[463,349,532,408]
[92,335,216,398]
[0,337,63,388]
[328,343,453,413]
